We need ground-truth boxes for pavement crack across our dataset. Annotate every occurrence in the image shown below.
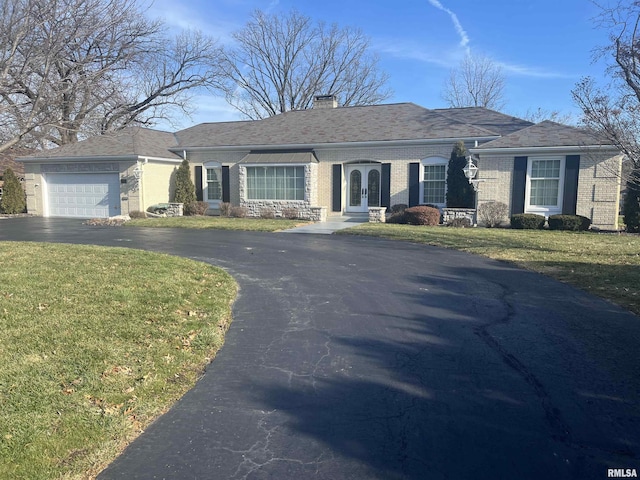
[473,284,573,445]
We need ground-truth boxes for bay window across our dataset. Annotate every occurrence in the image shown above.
[246,166,305,200]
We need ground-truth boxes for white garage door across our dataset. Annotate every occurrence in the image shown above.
[46,173,120,218]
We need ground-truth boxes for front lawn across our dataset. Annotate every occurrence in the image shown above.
[341,224,640,316]
[126,216,308,231]
[0,242,237,479]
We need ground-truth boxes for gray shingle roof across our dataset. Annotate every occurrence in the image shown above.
[238,151,319,164]
[21,127,180,160]
[16,106,601,160]
[174,103,526,148]
[474,120,611,149]
[432,107,534,136]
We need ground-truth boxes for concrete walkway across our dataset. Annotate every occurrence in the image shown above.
[281,214,368,234]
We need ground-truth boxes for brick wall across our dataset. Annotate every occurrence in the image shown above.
[477,151,622,230]
[186,146,622,229]
[314,143,458,210]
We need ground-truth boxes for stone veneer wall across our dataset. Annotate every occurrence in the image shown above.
[368,207,386,223]
[166,203,183,217]
[442,208,475,225]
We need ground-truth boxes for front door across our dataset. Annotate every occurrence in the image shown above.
[346,165,381,213]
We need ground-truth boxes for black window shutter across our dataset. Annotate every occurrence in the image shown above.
[409,163,420,206]
[562,155,580,215]
[195,166,203,201]
[511,157,528,215]
[381,163,391,208]
[332,164,342,212]
[222,166,230,203]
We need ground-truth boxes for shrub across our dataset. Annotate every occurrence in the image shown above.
[548,214,591,231]
[478,201,508,228]
[129,210,147,219]
[623,173,640,233]
[259,207,275,219]
[230,206,248,218]
[281,207,299,220]
[386,204,408,224]
[219,202,232,217]
[0,167,26,214]
[172,159,196,205]
[404,206,441,226]
[386,212,407,224]
[389,204,408,214]
[184,201,209,216]
[447,217,471,228]
[510,213,546,229]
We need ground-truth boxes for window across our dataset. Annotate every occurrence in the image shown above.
[526,157,564,214]
[421,158,447,205]
[247,166,305,200]
[206,168,222,201]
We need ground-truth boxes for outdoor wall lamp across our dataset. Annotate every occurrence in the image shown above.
[463,155,483,192]
[133,162,143,180]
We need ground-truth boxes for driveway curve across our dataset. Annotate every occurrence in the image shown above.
[1,218,639,480]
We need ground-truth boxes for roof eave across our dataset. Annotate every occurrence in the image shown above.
[470,145,620,155]
[173,136,502,153]
[18,154,178,163]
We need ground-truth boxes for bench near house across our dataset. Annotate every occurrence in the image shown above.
[19,97,623,229]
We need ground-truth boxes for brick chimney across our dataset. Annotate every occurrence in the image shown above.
[313,94,338,109]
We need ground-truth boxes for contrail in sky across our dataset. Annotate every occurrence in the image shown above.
[427,0,471,54]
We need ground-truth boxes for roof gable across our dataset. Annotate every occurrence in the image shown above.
[475,120,612,150]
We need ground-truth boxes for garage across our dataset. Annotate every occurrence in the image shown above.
[45,173,120,218]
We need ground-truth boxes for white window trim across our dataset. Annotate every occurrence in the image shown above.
[203,162,222,205]
[524,156,565,216]
[244,163,307,202]
[419,156,448,208]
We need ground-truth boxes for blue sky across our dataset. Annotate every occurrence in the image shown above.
[147,0,612,127]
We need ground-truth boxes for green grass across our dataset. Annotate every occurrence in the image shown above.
[126,216,308,231]
[0,242,237,479]
[341,224,640,315]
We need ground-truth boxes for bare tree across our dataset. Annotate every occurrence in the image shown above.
[219,9,392,119]
[572,1,640,175]
[0,0,223,153]
[520,107,574,125]
[442,54,506,110]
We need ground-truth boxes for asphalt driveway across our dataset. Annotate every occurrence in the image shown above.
[1,218,639,479]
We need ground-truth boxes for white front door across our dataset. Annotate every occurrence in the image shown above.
[346,165,381,213]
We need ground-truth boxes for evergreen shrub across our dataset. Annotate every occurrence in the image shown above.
[510,213,546,229]
[0,167,26,214]
[548,214,591,231]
